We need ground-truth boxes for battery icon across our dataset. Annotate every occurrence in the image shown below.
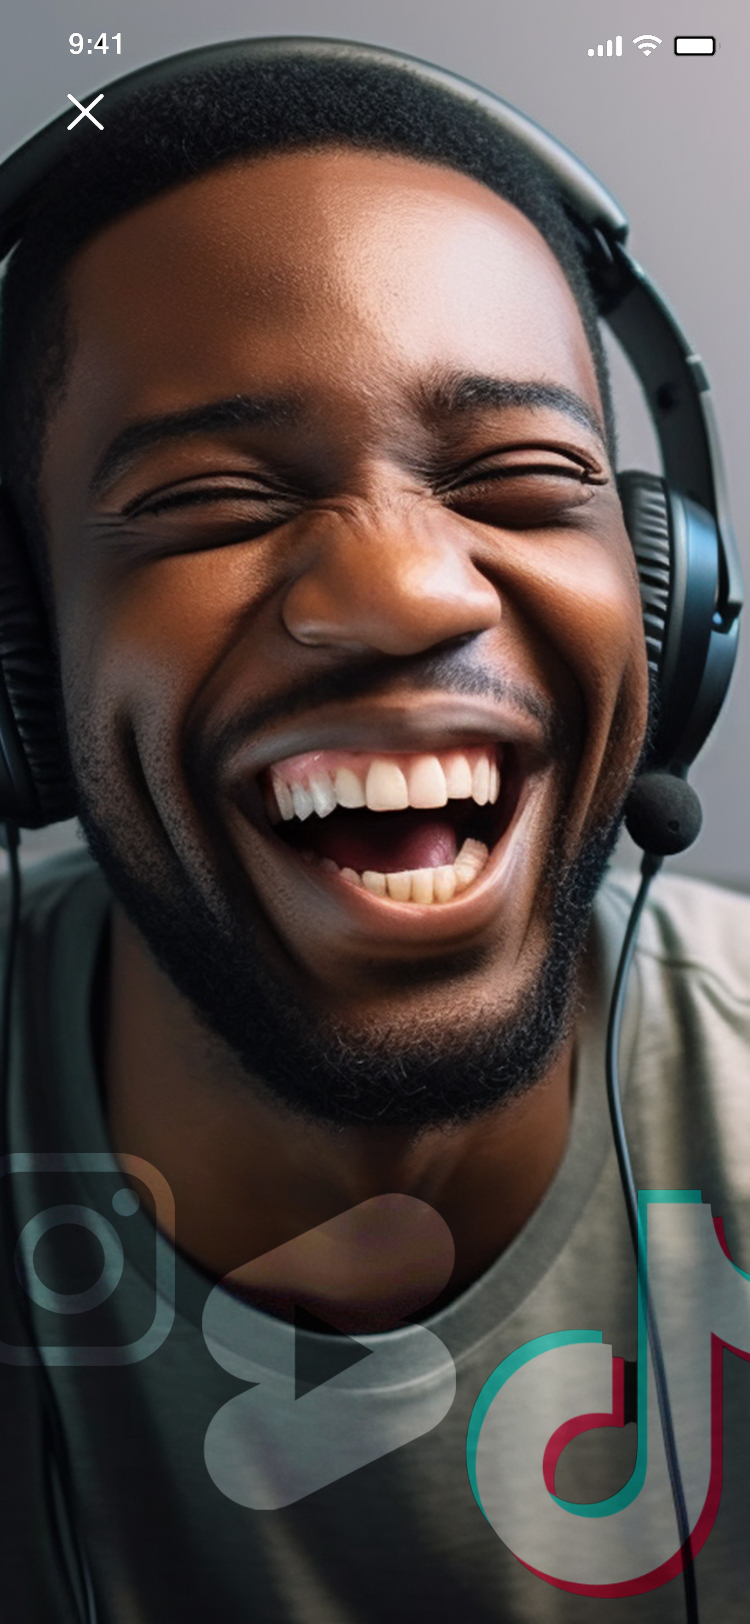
[674,36,715,54]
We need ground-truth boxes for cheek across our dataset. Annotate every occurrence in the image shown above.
[502,533,649,820]
[58,551,271,777]
[559,552,645,704]
[557,554,649,817]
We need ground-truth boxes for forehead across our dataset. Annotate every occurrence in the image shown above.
[51,147,601,473]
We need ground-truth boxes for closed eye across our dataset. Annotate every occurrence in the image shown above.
[121,475,299,519]
[440,445,607,527]
[107,476,304,553]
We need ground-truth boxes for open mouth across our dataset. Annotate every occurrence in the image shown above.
[257,744,519,905]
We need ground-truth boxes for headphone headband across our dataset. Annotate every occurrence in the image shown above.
[0,36,741,627]
[0,35,742,823]
[0,37,630,253]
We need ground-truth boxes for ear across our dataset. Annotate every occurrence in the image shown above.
[0,486,76,826]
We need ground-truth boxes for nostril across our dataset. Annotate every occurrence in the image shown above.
[280,527,502,657]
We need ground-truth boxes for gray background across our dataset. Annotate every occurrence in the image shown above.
[1,0,747,887]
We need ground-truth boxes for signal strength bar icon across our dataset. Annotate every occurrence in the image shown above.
[588,36,622,57]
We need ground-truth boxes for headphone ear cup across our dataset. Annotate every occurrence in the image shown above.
[0,488,76,827]
[618,469,738,773]
[617,470,672,701]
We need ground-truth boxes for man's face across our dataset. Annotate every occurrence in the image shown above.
[40,147,649,1126]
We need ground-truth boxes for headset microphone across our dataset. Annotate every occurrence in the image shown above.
[625,770,703,857]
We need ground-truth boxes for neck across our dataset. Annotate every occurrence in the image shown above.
[104,904,575,1330]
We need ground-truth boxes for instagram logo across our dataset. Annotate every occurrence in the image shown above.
[0,1153,175,1365]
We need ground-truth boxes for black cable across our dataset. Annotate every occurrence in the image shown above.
[605,850,699,1624]
[0,820,99,1624]
[0,821,20,1096]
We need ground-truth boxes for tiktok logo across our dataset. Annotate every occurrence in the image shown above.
[467,1191,750,1595]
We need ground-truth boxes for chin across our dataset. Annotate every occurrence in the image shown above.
[76,765,622,1132]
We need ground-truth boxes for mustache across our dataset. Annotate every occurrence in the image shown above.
[196,646,573,781]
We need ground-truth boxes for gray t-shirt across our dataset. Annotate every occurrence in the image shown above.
[2,849,750,1622]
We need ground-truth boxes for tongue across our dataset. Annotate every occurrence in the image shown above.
[299,809,459,873]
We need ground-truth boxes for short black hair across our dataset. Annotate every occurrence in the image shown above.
[0,50,616,565]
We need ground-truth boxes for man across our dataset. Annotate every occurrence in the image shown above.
[0,44,749,1623]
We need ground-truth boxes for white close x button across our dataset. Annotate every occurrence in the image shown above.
[67,93,105,131]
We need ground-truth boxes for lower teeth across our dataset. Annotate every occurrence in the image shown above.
[303,838,490,903]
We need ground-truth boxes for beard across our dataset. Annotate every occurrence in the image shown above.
[75,774,623,1134]
[67,644,632,1134]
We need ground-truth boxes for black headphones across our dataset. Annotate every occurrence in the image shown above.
[0,37,743,841]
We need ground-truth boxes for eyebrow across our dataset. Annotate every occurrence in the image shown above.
[88,374,607,500]
[417,372,607,447]
[89,393,302,498]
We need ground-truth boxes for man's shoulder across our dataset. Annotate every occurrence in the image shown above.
[601,867,750,1004]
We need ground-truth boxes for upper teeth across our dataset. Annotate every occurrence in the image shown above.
[266,747,500,823]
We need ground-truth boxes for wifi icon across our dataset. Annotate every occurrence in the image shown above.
[633,34,662,56]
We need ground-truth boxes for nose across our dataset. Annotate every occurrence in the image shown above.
[281,498,502,657]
